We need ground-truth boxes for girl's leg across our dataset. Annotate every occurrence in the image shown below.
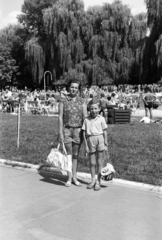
[96,151,104,182]
[64,142,72,186]
[89,152,96,183]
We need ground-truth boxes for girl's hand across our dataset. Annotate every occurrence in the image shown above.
[85,146,89,154]
[104,142,108,150]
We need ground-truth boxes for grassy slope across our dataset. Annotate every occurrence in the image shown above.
[0,113,162,185]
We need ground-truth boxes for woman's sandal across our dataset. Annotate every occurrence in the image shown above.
[65,181,71,187]
[72,179,82,187]
[87,181,95,189]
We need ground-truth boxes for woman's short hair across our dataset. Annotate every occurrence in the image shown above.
[68,79,81,90]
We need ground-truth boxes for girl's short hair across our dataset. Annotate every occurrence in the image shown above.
[88,98,100,108]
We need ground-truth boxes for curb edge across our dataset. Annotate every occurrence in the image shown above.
[0,159,162,194]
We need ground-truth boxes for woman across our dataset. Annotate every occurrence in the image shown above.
[143,87,156,120]
[58,80,87,187]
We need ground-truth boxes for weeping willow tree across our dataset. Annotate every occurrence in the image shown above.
[22,0,149,86]
[25,37,45,85]
[43,0,85,83]
[86,1,134,85]
[128,14,147,84]
[143,0,162,83]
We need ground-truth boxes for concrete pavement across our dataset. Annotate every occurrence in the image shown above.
[0,165,162,240]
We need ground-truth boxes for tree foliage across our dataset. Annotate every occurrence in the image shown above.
[0,26,20,87]
[11,0,162,86]
[18,0,56,36]
[143,0,162,83]
[25,0,146,86]
[0,25,31,88]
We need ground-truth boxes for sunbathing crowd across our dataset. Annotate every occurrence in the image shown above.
[0,84,161,115]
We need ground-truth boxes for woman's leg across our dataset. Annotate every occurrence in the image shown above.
[64,142,72,185]
[72,143,80,183]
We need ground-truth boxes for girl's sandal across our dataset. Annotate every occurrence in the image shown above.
[65,181,71,187]
[87,181,95,189]
[94,182,101,191]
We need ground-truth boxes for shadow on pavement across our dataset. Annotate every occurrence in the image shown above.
[40,177,66,186]
[39,172,89,186]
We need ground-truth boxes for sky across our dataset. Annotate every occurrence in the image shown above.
[0,0,146,29]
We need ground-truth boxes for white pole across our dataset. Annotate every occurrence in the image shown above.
[44,71,53,101]
[44,74,46,91]
[44,71,53,91]
[17,101,21,148]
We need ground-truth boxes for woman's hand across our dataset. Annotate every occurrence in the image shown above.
[58,133,64,142]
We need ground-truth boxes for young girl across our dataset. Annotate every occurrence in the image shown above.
[82,99,108,191]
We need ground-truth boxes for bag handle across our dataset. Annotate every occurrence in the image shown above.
[57,142,67,155]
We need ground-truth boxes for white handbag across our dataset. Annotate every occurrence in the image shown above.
[46,142,72,173]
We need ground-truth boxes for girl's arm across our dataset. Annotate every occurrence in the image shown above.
[83,130,89,154]
[103,129,108,146]
[58,101,64,142]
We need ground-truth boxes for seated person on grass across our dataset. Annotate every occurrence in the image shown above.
[107,96,114,105]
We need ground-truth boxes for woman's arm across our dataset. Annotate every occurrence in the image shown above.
[58,101,64,141]
[83,102,88,118]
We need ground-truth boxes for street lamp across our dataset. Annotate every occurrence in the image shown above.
[44,71,52,91]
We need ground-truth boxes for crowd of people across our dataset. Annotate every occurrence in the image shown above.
[0,83,161,116]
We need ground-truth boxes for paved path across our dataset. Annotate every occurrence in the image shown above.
[132,109,162,118]
[0,166,162,240]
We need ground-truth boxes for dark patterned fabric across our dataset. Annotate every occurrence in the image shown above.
[60,96,84,127]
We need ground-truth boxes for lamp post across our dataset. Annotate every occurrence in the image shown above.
[44,71,52,91]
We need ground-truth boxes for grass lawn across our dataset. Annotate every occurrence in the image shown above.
[0,113,162,186]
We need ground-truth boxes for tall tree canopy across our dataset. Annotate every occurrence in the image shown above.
[18,0,56,36]
[0,25,31,88]
[18,0,152,87]
[143,0,162,83]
